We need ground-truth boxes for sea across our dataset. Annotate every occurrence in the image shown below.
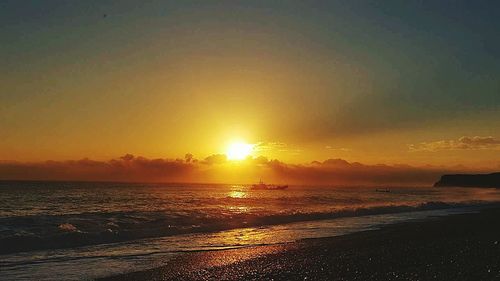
[1,181,499,280]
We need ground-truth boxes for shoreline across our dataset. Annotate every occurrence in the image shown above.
[4,200,488,255]
[98,206,500,281]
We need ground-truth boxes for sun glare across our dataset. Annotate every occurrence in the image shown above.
[226,142,254,160]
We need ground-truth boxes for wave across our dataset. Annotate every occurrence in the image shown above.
[0,200,496,255]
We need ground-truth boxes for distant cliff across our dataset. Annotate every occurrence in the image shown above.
[434,172,500,188]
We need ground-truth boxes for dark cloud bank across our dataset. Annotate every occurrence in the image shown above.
[0,154,491,186]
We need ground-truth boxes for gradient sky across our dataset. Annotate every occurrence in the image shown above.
[1,0,500,168]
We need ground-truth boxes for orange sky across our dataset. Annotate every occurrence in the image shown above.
[1,1,500,174]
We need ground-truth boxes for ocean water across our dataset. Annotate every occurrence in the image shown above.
[1,181,500,280]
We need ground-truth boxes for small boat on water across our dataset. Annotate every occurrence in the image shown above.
[251,179,288,190]
[375,188,391,193]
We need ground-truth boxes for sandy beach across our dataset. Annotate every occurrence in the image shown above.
[98,206,500,281]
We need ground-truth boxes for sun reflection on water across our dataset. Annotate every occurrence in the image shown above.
[212,226,274,246]
[227,188,247,199]
[227,206,249,213]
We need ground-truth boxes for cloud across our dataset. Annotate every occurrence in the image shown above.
[0,155,196,183]
[202,154,227,165]
[0,154,489,186]
[255,142,287,152]
[184,153,195,163]
[255,142,302,155]
[262,158,466,186]
[409,136,500,152]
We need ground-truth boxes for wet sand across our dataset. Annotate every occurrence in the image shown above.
[98,207,500,281]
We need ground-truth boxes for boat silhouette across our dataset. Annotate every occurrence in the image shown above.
[251,179,288,190]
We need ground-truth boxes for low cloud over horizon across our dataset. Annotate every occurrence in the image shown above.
[0,154,492,186]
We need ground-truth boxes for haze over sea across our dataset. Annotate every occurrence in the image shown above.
[1,181,499,280]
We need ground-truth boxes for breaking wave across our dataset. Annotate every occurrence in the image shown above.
[0,200,494,255]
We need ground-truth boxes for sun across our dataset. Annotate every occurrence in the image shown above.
[226,141,254,160]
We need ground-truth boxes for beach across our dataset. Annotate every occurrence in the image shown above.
[99,206,500,281]
[2,183,500,280]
